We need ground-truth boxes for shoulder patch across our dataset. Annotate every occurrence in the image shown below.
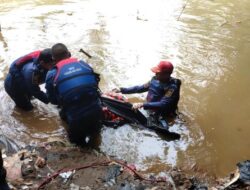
[165,88,175,97]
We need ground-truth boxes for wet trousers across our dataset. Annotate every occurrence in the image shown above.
[4,74,33,111]
[61,104,103,146]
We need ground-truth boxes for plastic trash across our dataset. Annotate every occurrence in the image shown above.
[59,170,75,183]
[237,160,250,184]
[224,160,250,189]
[104,164,121,186]
[0,134,20,154]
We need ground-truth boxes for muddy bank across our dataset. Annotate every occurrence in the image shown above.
[2,138,249,190]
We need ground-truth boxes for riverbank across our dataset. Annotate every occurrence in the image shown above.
[3,137,248,190]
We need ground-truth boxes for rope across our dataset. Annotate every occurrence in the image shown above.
[37,159,167,189]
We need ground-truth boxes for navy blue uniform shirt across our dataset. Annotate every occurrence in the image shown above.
[4,61,49,105]
[120,77,181,115]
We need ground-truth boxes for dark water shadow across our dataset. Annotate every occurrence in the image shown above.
[136,124,181,141]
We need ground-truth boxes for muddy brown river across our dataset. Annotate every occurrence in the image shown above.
[0,0,250,178]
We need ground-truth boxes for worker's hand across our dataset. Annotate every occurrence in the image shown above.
[112,88,121,93]
[132,103,143,110]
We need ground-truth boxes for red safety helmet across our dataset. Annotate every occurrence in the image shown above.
[151,61,174,74]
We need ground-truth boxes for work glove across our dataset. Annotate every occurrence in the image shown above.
[132,103,143,110]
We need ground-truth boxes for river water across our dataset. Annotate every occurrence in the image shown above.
[0,0,249,177]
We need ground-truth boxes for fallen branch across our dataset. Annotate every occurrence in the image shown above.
[177,0,190,21]
[79,48,92,59]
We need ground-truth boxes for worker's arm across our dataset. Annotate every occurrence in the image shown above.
[24,65,49,104]
[45,69,58,105]
[120,82,150,94]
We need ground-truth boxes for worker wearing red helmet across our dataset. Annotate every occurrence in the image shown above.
[113,61,181,117]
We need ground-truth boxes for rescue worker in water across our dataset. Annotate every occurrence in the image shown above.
[113,61,181,123]
[4,49,53,111]
[45,43,102,145]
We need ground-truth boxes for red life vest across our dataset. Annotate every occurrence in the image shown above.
[15,50,41,67]
[53,58,99,105]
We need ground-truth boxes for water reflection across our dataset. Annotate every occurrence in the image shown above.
[101,121,190,167]
[0,87,64,143]
[0,0,249,177]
